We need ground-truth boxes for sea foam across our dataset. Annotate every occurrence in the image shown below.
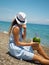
[3,31,8,34]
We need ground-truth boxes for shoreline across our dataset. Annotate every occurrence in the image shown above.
[0,32,49,53]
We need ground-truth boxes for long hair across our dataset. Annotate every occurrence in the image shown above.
[9,19,18,35]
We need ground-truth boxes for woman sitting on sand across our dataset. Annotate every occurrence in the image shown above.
[9,12,49,65]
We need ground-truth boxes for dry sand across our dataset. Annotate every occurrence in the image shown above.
[0,32,49,65]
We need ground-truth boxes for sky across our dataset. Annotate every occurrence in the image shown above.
[0,0,49,25]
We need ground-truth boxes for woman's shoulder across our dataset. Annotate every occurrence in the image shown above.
[12,25,20,34]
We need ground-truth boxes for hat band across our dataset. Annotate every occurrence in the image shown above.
[17,17,25,23]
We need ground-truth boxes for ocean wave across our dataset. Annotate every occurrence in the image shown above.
[3,31,8,34]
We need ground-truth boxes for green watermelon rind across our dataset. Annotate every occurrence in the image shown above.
[33,37,40,43]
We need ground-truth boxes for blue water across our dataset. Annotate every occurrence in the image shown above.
[0,21,49,47]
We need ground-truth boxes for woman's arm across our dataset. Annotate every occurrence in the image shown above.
[22,24,26,40]
[13,26,39,46]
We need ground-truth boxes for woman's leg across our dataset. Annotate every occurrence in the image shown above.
[32,54,49,65]
[32,44,49,60]
[37,44,49,60]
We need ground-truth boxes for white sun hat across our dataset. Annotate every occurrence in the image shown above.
[15,12,27,25]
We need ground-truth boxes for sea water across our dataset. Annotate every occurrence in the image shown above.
[0,21,49,47]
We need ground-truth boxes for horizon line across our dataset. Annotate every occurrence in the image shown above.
[0,20,49,25]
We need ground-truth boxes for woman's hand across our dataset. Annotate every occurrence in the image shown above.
[31,41,40,50]
[31,41,39,47]
[22,24,26,29]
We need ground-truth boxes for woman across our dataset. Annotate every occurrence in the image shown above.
[9,12,49,65]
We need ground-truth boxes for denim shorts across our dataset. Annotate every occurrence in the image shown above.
[21,49,34,60]
[9,43,34,60]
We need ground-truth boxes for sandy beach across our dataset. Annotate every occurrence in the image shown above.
[0,32,49,65]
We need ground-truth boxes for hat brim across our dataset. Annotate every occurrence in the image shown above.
[15,17,27,25]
